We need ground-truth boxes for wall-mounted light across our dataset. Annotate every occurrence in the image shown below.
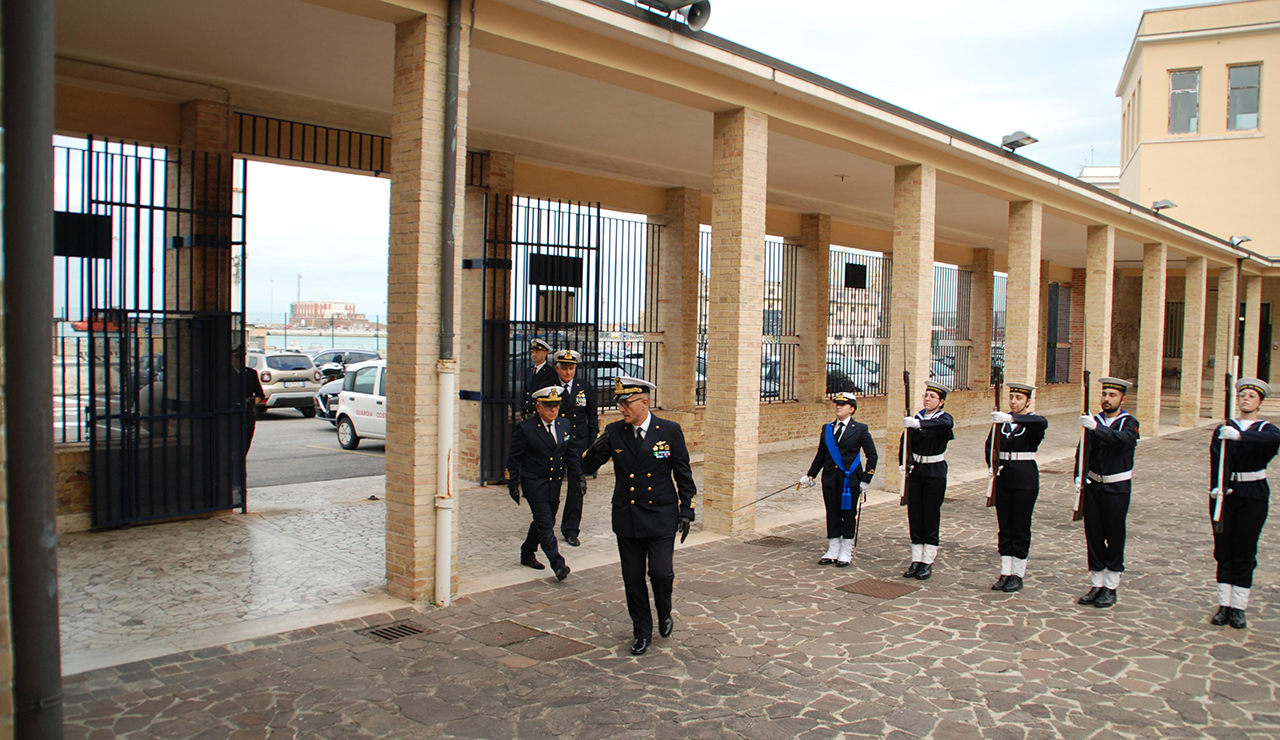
[1230,235,1252,248]
[1000,131,1038,151]
[1151,199,1178,213]
[635,1,711,31]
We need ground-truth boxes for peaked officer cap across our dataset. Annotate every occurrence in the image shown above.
[531,386,563,404]
[530,338,552,352]
[614,376,655,401]
[552,349,581,365]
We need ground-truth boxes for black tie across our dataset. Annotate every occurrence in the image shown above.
[835,422,845,442]
[635,426,644,440]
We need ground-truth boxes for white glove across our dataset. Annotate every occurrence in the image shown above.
[800,475,816,488]
[903,417,921,429]
[1210,487,1223,499]
[1074,477,1082,490]
[1218,426,1241,441]
[991,411,1013,424]
[859,480,870,493]
[1078,415,1097,430]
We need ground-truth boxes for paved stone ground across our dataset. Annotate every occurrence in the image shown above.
[62,422,1280,739]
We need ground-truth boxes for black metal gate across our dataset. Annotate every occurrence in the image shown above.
[54,138,248,527]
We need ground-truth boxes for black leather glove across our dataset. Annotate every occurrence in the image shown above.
[508,478,520,504]
[576,475,588,495]
[588,432,610,459]
[679,516,692,544]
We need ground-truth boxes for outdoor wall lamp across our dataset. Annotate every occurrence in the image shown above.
[1230,235,1252,247]
[1151,199,1178,212]
[1000,131,1038,151]
[635,0,711,30]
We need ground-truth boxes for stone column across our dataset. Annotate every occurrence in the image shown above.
[1004,202,1041,385]
[1069,268,1086,383]
[1180,256,1208,426]
[1084,225,1115,377]
[1138,243,1168,431]
[1213,265,1239,418]
[797,214,831,403]
[1243,275,1262,377]
[165,99,233,313]
[701,108,767,536]
[968,248,994,389]
[885,164,936,488]
[385,11,469,602]
[1038,260,1051,385]
[654,187,701,411]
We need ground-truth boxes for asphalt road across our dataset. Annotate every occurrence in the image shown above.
[247,410,385,488]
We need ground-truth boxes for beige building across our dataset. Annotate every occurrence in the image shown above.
[1118,0,1280,255]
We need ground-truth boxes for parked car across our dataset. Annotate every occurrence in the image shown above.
[928,358,956,389]
[760,357,859,399]
[314,377,344,425]
[582,358,646,403]
[246,351,323,417]
[827,348,881,394]
[333,360,386,449]
[307,348,383,381]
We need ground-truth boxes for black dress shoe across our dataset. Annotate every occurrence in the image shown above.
[555,564,571,581]
[659,617,673,638]
[1094,587,1117,608]
[520,556,546,570]
[1078,587,1103,605]
[1002,575,1023,593]
[818,557,836,565]
[991,575,1010,591]
[564,536,581,547]
[1228,608,1248,629]
[835,559,851,568]
[903,562,922,578]
[630,637,650,655]
[914,563,933,580]
[1211,606,1231,626]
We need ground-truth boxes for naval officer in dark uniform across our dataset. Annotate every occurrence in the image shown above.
[900,381,954,581]
[1075,376,1139,609]
[985,381,1048,593]
[523,338,558,417]
[1208,377,1280,629]
[553,349,597,547]
[582,377,696,656]
[506,385,577,582]
[801,391,878,567]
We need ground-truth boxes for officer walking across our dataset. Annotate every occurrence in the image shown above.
[1208,378,1280,629]
[801,391,878,567]
[985,382,1048,592]
[1075,376,1139,609]
[506,386,579,582]
[900,381,954,580]
[523,338,557,417]
[553,349,598,547]
[582,377,696,656]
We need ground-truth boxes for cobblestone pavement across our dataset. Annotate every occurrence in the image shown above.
[62,421,1280,739]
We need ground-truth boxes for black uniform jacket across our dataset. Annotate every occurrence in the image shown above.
[506,416,582,500]
[1210,419,1280,500]
[523,362,559,416]
[1074,410,1139,494]
[898,410,954,479]
[984,414,1048,490]
[581,415,696,539]
[807,419,878,492]
[557,377,599,443]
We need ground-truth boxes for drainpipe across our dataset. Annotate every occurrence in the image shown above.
[4,0,65,736]
[435,0,463,607]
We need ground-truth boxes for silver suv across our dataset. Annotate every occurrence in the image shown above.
[247,351,323,417]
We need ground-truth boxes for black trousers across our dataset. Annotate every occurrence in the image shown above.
[907,475,946,546]
[1211,496,1269,588]
[617,533,676,640]
[995,483,1039,559]
[521,485,566,572]
[561,475,584,538]
[1082,488,1129,572]
[822,479,858,539]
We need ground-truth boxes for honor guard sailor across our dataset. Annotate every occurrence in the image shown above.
[1075,376,1139,609]
[900,381,955,580]
[553,349,598,547]
[582,377,696,656]
[1208,378,1280,629]
[506,385,578,582]
[985,382,1048,592]
[523,338,558,417]
[801,392,878,567]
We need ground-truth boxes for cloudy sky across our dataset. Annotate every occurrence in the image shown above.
[245,0,1159,318]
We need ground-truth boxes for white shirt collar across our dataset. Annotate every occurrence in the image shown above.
[1236,418,1260,431]
[633,412,653,435]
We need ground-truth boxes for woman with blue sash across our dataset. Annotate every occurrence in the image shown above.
[801,392,878,567]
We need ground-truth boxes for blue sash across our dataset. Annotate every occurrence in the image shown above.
[824,423,863,510]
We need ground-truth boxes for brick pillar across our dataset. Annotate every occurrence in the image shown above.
[1084,225,1115,377]
[968,248,994,389]
[1004,202,1041,384]
[385,12,469,602]
[1180,256,1208,425]
[1243,275,1262,377]
[1213,266,1239,417]
[166,99,233,313]
[702,108,767,536]
[458,151,513,481]
[1070,268,1086,383]
[1138,243,1168,431]
[654,187,701,411]
[885,164,936,488]
[1038,260,1051,385]
[797,214,831,403]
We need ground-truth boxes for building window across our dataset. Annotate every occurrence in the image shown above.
[1229,64,1261,131]
[1169,69,1200,134]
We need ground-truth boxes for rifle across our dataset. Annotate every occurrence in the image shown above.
[1213,370,1234,533]
[986,368,1003,508]
[1072,370,1091,522]
[900,366,911,507]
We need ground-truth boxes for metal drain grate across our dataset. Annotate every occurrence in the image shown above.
[358,620,434,644]
[461,620,542,647]
[507,633,592,661]
[747,536,795,548]
[839,578,920,600]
